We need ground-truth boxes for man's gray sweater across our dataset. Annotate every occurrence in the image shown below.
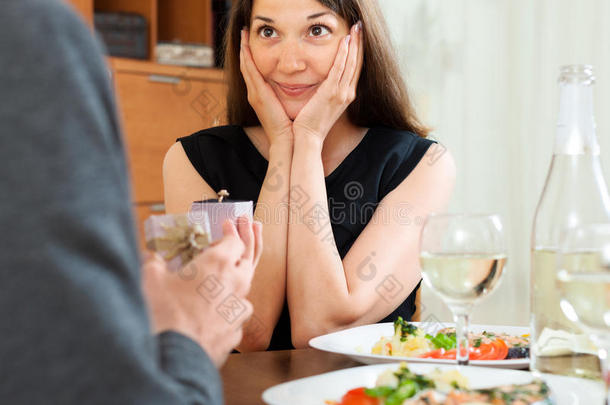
[0,1,222,403]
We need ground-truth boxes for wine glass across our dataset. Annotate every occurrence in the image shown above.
[558,223,610,403]
[420,213,507,365]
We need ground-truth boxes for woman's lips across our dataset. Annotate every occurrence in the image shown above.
[276,82,316,97]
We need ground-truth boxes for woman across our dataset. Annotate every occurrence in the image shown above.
[163,0,455,351]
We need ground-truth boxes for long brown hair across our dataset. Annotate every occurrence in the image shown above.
[222,0,430,137]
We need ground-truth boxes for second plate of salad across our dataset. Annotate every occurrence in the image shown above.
[309,319,530,369]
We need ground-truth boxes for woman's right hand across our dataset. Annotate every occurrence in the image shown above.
[240,29,293,145]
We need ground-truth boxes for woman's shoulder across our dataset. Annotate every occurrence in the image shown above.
[370,126,435,147]
[370,126,442,196]
[177,125,252,164]
[368,126,436,162]
[178,124,245,145]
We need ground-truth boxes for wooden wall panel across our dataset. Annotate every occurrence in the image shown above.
[113,64,227,202]
[158,0,213,45]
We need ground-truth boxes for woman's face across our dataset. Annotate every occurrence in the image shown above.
[248,0,352,120]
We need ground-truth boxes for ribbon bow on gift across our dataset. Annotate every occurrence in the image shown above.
[146,216,210,265]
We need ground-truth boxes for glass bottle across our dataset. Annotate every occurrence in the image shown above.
[530,64,609,378]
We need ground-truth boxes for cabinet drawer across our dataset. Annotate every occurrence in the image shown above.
[114,70,227,202]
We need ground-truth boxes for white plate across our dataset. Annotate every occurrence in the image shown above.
[309,322,530,368]
[262,362,604,405]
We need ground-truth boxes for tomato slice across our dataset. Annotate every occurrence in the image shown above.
[439,348,457,359]
[475,342,497,360]
[419,349,444,358]
[419,348,459,359]
[420,339,509,361]
[419,349,438,358]
[339,387,379,405]
[494,339,509,360]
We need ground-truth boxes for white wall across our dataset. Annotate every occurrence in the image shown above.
[379,0,610,326]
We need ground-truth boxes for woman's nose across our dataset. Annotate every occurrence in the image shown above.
[277,40,306,74]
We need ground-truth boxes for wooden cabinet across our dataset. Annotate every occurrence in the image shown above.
[65,0,227,247]
[109,58,227,247]
[111,58,227,203]
[65,0,213,60]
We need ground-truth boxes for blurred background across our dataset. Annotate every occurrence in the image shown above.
[65,0,610,327]
[379,0,610,326]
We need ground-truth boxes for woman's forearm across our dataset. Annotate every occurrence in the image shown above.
[287,134,352,348]
[238,138,293,351]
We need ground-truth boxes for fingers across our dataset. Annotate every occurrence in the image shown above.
[222,218,240,239]
[347,21,364,89]
[326,33,351,88]
[234,253,255,296]
[218,219,247,259]
[141,251,167,279]
[324,21,362,105]
[252,221,264,268]
[339,26,357,88]
[236,216,255,264]
[194,220,245,270]
[239,29,254,90]
[240,29,292,136]
[240,29,266,97]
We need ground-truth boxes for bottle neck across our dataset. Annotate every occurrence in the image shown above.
[554,83,598,155]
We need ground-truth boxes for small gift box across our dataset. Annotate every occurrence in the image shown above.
[188,189,253,242]
[144,213,211,271]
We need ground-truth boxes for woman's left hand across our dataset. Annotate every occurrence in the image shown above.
[292,22,363,144]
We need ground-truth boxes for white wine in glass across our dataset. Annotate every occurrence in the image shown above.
[420,213,507,365]
[420,253,506,308]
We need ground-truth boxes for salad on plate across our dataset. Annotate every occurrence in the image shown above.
[328,362,550,405]
[372,317,530,361]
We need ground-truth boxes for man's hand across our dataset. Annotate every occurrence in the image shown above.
[142,217,263,367]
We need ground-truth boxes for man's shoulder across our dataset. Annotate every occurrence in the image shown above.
[4,0,88,32]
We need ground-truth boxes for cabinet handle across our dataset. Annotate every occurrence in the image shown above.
[148,74,181,85]
[149,203,166,213]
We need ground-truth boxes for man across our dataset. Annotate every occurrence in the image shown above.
[0,0,261,403]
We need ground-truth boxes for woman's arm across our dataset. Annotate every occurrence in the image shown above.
[163,141,291,351]
[163,143,216,213]
[287,142,455,348]
[238,137,293,351]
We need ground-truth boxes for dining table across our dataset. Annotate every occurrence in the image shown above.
[221,347,603,405]
[221,348,361,405]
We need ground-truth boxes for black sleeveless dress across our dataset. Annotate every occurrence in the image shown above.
[178,125,434,350]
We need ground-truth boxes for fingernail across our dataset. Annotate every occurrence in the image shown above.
[357,21,362,32]
[345,35,351,45]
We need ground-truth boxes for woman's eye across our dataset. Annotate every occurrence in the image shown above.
[309,25,330,37]
[259,27,278,38]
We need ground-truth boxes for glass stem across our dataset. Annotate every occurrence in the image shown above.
[454,312,470,366]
